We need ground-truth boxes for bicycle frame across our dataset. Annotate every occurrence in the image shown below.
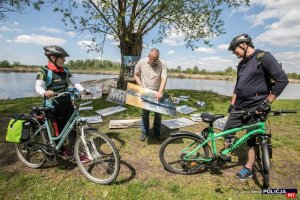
[183,121,266,162]
[32,109,80,151]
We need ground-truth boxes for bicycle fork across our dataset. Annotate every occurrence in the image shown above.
[80,127,101,161]
[256,134,272,159]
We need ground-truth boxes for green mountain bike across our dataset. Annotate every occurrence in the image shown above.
[159,109,296,188]
[15,90,120,184]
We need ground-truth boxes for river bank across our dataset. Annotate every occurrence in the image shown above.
[2,67,299,83]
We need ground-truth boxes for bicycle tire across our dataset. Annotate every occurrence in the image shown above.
[261,142,270,171]
[74,130,120,184]
[15,120,47,168]
[261,142,270,188]
[159,134,210,174]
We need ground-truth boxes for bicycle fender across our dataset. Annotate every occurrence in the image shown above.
[170,131,203,140]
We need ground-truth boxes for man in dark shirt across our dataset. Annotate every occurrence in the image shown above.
[224,34,289,180]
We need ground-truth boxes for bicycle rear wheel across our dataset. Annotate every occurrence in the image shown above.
[74,130,120,184]
[159,134,210,174]
[15,121,47,168]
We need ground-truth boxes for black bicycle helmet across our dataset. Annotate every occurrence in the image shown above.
[43,45,70,57]
[228,34,252,51]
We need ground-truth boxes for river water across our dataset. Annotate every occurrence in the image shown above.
[0,72,299,99]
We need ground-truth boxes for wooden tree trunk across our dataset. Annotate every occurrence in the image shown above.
[117,34,143,89]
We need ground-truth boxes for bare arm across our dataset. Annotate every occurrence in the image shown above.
[231,94,237,105]
[134,74,143,87]
[156,78,167,101]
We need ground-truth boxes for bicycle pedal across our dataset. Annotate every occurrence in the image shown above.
[220,154,232,162]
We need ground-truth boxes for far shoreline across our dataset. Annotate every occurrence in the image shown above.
[1,67,300,84]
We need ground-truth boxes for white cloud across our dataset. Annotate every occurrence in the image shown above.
[0,26,22,32]
[230,5,251,16]
[194,47,215,53]
[162,31,185,46]
[106,34,115,40]
[273,51,300,73]
[110,41,119,46]
[40,25,61,33]
[14,34,66,45]
[255,28,300,47]
[77,40,96,50]
[143,44,149,49]
[166,50,175,55]
[246,0,300,47]
[217,44,229,51]
[66,31,76,37]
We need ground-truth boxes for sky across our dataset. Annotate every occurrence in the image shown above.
[0,0,300,73]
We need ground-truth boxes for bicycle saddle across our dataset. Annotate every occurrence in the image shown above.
[201,113,224,123]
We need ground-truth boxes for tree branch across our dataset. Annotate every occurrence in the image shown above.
[140,1,170,33]
[128,0,138,33]
[136,0,156,33]
[135,0,155,17]
[88,0,118,35]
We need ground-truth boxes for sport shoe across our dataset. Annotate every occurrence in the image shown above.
[140,134,147,141]
[235,166,253,180]
[79,155,90,163]
[62,148,73,157]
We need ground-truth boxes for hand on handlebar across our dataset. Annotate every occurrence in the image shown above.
[255,101,270,115]
[82,89,92,95]
[228,104,235,113]
[44,90,55,98]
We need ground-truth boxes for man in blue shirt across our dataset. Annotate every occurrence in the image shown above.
[225,34,289,180]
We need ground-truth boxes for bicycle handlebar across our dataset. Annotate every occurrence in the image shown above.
[230,109,297,116]
[271,109,297,116]
[48,92,75,100]
[48,91,82,100]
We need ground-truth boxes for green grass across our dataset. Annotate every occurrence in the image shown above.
[0,90,299,199]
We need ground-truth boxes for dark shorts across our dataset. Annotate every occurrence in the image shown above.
[224,108,262,147]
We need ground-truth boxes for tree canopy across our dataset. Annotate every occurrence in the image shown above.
[0,0,43,20]
[52,0,250,53]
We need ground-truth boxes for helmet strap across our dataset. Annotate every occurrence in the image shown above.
[241,44,249,59]
[48,56,61,68]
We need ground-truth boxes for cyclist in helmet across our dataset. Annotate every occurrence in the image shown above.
[224,34,289,180]
[35,45,88,157]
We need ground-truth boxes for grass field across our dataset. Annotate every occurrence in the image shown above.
[0,90,299,200]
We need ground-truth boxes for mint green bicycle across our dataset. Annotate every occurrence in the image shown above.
[159,109,296,188]
[15,90,120,184]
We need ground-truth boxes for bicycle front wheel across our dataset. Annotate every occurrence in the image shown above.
[159,134,210,174]
[261,142,270,188]
[15,121,47,168]
[74,130,120,184]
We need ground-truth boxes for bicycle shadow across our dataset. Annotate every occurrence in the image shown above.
[146,126,178,145]
[106,131,126,150]
[113,160,136,185]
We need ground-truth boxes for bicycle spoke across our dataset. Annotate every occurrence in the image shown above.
[75,131,120,184]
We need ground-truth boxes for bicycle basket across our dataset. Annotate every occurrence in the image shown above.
[6,114,30,143]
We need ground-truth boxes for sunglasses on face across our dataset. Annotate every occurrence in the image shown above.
[232,45,238,52]
[56,55,66,59]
